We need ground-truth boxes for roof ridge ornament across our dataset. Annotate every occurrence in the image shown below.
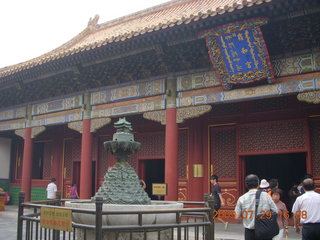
[87,14,100,30]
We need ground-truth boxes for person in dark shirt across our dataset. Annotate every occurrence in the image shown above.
[297,174,313,195]
[288,183,300,212]
[210,175,228,230]
[269,178,279,190]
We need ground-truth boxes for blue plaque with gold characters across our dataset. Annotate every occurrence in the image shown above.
[200,18,274,90]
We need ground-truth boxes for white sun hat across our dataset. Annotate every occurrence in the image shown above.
[260,179,270,188]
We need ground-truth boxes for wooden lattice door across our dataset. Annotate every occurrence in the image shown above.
[62,138,81,198]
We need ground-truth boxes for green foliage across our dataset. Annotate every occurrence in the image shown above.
[9,186,46,205]
[31,187,46,201]
[8,185,21,205]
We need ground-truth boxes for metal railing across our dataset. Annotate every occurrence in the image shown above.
[17,192,215,240]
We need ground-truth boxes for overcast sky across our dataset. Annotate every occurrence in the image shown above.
[0,0,169,68]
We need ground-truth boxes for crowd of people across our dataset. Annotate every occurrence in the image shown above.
[211,174,320,240]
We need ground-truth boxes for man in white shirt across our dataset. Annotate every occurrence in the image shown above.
[235,174,277,240]
[46,178,57,200]
[292,178,320,239]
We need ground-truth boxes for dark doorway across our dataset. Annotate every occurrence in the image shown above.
[71,161,96,197]
[143,159,165,200]
[72,162,81,195]
[91,161,96,197]
[32,142,44,179]
[245,152,306,207]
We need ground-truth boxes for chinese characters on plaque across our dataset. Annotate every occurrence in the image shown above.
[200,18,274,90]
[40,207,72,232]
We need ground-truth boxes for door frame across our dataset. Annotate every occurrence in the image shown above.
[138,158,165,199]
[238,151,309,195]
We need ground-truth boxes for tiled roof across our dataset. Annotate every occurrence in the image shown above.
[0,0,272,78]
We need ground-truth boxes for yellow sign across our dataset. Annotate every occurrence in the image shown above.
[152,183,167,196]
[40,207,72,232]
[192,164,204,177]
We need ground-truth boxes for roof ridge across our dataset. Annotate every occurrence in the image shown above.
[98,0,193,29]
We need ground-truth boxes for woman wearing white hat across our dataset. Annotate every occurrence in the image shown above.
[259,179,271,196]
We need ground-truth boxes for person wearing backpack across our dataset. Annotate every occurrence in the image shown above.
[235,174,277,240]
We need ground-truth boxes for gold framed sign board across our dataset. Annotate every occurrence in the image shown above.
[40,207,72,232]
[152,183,168,196]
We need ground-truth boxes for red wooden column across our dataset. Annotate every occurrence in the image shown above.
[79,118,93,199]
[21,127,33,202]
[165,107,178,200]
[164,76,178,201]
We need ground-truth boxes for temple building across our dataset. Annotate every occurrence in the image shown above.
[0,0,319,208]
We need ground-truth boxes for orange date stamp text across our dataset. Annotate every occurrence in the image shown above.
[212,210,308,220]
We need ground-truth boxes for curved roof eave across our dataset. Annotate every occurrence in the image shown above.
[0,0,273,79]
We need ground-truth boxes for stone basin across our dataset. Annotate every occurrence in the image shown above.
[66,200,183,225]
[65,200,183,240]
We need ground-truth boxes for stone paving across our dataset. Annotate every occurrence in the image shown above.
[0,206,19,240]
[0,205,301,240]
